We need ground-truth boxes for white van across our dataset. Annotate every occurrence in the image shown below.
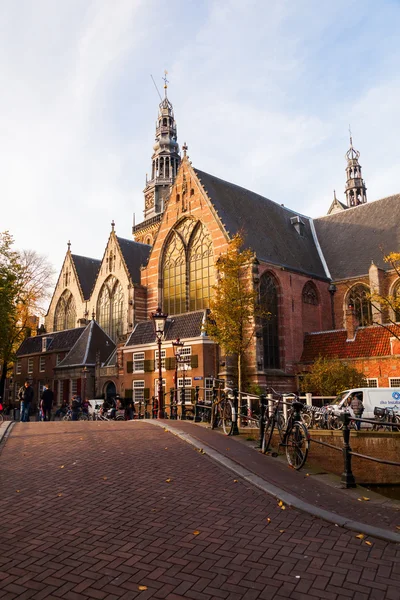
[328,388,400,420]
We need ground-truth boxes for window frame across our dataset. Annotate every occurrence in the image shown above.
[16,360,22,375]
[133,352,145,373]
[389,377,400,388]
[364,378,378,388]
[28,357,34,374]
[39,356,46,373]
[133,380,145,403]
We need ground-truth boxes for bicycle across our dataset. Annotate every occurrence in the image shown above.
[372,406,400,431]
[211,389,235,436]
[62,408,89,421]
[261,390,310,470]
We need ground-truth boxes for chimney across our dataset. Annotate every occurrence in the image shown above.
[345,303,358,341]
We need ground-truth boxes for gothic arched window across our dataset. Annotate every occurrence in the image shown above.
[348,284,372,327]
[162,219,214,315]
[259,274,280,369]
[54,290,76,331]
[97,276,124,341]
[302,281,319,305]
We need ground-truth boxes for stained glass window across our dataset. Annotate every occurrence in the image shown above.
[302,281,319,305]
[162,219,214,315]
[97,276,124,341]
[259,274,280,369]
[348,284,372,326]
[54,290,76,331]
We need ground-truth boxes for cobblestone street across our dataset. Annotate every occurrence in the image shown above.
[0,421,399,599]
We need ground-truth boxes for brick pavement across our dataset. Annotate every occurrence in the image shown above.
[0,421,399,600]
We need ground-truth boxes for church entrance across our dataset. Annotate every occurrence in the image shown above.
[104,381,116,399]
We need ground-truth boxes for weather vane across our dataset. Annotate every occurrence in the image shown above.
[163,70,169,96]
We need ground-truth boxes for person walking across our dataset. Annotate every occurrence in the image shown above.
[71,394,81,421]
[349,392,364,431]
[41,385,54,421]
[19,380,34,422]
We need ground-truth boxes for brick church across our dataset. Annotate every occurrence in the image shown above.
[14,85,400,407]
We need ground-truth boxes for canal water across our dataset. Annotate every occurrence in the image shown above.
[364,484,400,501]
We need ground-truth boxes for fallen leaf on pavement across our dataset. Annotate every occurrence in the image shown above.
[281,506,286,510]
[165,447,168,450]
[103,477,108,480]
[60,465,64,469]
[279,530,285,533]
[278,500,283,506]
[356,534,365,539]
[138,586,148,591]
[267,518,271,523]
[365,541,372,546]
[362,497,370,501]
[165,478,171,483]
[306,473,310,477]
[233,480,238,483]
[193,530,200,535]
[58,493,62,497]
[396,526,400,530]
[16,490,20,493]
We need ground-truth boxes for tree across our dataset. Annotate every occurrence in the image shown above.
[369,251,400,340]
[206,234,264,394]
[301,356,366,396]
[0,232,55,400]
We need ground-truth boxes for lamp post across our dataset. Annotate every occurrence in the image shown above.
[151,307,168,418]
[172,338,184,419]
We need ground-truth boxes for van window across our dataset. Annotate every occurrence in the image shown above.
[332,392,349,405]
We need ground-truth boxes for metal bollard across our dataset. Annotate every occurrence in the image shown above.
[180,388,186,420]
[194,386,200,422]
[211,386,218,429]
[258,394,267,448]
[169,388,175,420]
[138,398,142,419]
[231,389,240,435]
[152,396,157,419]
[341,411,356,488]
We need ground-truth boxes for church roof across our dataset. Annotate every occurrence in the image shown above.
[126,310,206,346]
[194,168,328,280]
[16,327,85,356]
[56,320,115,368]
[314,194,400,280]
[71,254,101,299]
[301,324,400,362]
[116,237,151,284]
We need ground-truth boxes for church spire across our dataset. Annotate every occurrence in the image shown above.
[142,77,180,221]
[344,129,367,207]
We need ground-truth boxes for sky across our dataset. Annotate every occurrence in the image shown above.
[2,0,400,275]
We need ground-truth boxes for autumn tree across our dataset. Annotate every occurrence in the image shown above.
[0,232,55,400]
[206,234,264,394]
[368,251,400,340]
[301,356,366,396]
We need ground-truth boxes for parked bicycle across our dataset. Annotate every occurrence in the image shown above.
[211,389,236,435]
[372,406,400,431]
[62,407,89,421]
[261,389,310,470]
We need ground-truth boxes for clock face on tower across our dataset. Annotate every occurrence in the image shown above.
[145,192,154,209]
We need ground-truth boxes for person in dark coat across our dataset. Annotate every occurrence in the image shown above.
[349,392,364,431]
[41,385,54,421]
[19,380,34,422]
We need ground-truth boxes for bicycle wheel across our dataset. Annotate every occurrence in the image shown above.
[328,415,343,430]
[221,399,233,436]
[261,416,274,453]
[78,413,89,421]
[285,421,309,470]
[62,414,71,421]
[302,412,312,428]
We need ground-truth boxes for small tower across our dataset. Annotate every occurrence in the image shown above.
[133,74,180,245]
[344,132,367,207]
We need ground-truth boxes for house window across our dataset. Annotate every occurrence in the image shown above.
[28,358,33,374]
[178,377,192,403]
[347,284,372,327]
[58,380,64,403]
[154,379,166,399]
[155,349,166,371]
[133,380,145,403]
[365,378,378,388]
[389,378,400,388]
[56,354,61,365]
[205,377,213,404]
[39,356,46,372]
[259,273,280,369]
[16,360,22,375]
[71,379,78,395]
[162,219,214,315]
[178,346,192,367]
[133,352,145,372]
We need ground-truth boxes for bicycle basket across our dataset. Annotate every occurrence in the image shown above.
[374,406,386,417]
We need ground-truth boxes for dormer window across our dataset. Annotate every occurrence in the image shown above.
[290,215,305,236]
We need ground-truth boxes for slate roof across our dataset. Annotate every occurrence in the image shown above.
[71,254,101,299]
[300,324,400,363]
[193,168,328,280]
[16,328,85,357]
[314,194,400,280]
[56,320,116,368]
[117,237,151,284]
[126,311,206,347]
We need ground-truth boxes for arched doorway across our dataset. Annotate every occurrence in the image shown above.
[104,381,116,400]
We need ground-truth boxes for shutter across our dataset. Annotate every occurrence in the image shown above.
[127,361,133,374]
[190,355,198,368]
[144,388,150,399]
[125,389,133,399]
[144,359,155,372]
[190,388,195,401]
[165,356,176,370]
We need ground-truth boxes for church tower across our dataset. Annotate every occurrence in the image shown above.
[133,75,181,245]
[344,134,367,207]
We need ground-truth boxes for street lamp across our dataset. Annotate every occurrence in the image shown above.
[82,366,89,402]
[151,307,168,418]
[172,338,184,419]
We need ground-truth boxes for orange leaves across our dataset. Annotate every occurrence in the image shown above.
[193,530,200,536]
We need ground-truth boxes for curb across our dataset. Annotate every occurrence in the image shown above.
[151,420,400,545]
[0,421,15,447]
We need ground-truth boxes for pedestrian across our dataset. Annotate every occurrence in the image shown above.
[41,384,54,422]
[19,380,34,422]
[55,399,68,419]
[125,398,135,420]
[349,392,364,431]
[71,394,81,421]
